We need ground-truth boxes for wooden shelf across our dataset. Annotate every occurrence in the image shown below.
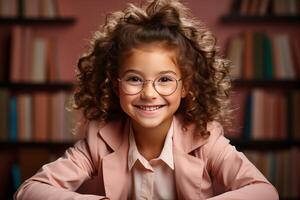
[0,141,74,149]
[220,15,300,23]
[232,79,300,89]
[0,82,74,91]
[229,138,300,150]
[0,17,76,25]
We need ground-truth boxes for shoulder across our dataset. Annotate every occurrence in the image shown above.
[200,121,227,152]
[205,121,225,146]
[85,118,128,151]
[173,115,227,155]
[85,119,125,140]
[193,121,231,161]
[200,121,241,170]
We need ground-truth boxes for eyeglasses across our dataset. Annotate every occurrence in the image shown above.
[118,75,182,96]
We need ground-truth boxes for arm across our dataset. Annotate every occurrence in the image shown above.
[14,122,109,200]
[205,123,279,200]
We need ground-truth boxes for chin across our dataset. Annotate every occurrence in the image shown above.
[131,116,173,130]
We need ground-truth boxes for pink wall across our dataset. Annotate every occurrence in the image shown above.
[40,0,299,81]
[38,0,232,81]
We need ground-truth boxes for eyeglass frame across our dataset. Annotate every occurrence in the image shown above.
[117,75,183,96]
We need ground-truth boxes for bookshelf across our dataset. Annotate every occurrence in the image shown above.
[0,3,77,197]
[0,82,74,90]
[0,140,73,149]
[230,139,300,150]
[0,17,76,25]
[222,0,300,199]
[220,15,300,23]
[233,79,300,89]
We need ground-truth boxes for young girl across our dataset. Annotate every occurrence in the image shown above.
[15,0,279,199]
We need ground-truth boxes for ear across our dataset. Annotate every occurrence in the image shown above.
[181,86,188,98]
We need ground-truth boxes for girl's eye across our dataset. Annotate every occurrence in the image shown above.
[124,76,143,85]
[157,76,174,82]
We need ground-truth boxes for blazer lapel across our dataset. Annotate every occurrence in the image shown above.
[174,146,205,199]
[173,115,209,199]
[100,119,130,199]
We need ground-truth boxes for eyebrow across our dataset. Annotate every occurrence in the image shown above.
[121,69,178,76]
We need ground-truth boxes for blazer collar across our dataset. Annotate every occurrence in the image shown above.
[98,115,209,154]
[172,115,209,153]
[97,118,127,151]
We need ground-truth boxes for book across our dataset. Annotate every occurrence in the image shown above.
[243,32,254,79]
[9,96,18,141]
[291,91,300,140]
[262,33,273,79]
[291,37,300,78]
[32,92,49,141]
[290,148,300,198]
[239,0,251,15]
[253,32,264,79]
[276,91,287,139]
[41,0,58,18]
[47,37,61,82]
[17,94,32,141]
[0,27,10,81]
[273,0,289,16]
[248,0,260,15]
[280,34,296,79]
[288,0,298,16]
[229,0,242,15]
[251,89,265,140]
[10,26,23,82]
[272,35,294,79]
[24,0,40,18]
[31,37,47,83]
[243,91,252,139]
[228,89,247,137]
[0,89,9,140]
[21,27,33,82]
[227,35,244,79]
[258,0,270,16]
[0,0,18,17]
[49,91,66,141]
[263,91,273,139]
[12,163,21,191]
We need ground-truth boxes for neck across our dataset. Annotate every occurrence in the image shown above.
[131,120,172,160]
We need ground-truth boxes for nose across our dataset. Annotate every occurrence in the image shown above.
[140,81,158,99]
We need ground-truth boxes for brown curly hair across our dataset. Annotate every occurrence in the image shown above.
[73,0,232,137]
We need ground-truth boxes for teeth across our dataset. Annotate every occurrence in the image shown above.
[138,105,161,111]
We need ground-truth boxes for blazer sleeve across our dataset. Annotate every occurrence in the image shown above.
[204,122,279,200]
[14,121,109,200]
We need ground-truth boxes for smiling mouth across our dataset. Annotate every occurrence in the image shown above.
[134,105,165,111]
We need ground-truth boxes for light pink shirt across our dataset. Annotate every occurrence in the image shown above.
[128,121,176,199]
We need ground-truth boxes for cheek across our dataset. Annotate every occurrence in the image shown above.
[167,92,183,107]
[119,93,134,111]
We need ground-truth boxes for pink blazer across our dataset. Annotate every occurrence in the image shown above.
[15,116,279,200]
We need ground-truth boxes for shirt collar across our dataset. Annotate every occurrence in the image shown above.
[128,120,174,171]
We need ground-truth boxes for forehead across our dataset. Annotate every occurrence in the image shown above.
[119,44,181,77]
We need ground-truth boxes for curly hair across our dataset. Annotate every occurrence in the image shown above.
[73,0,232,137]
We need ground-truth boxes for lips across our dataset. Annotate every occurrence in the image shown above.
[134,105,165,111]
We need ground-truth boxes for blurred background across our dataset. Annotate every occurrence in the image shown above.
[0,0,299,199]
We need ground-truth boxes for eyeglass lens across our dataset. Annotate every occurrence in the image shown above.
[120,75,179,96]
